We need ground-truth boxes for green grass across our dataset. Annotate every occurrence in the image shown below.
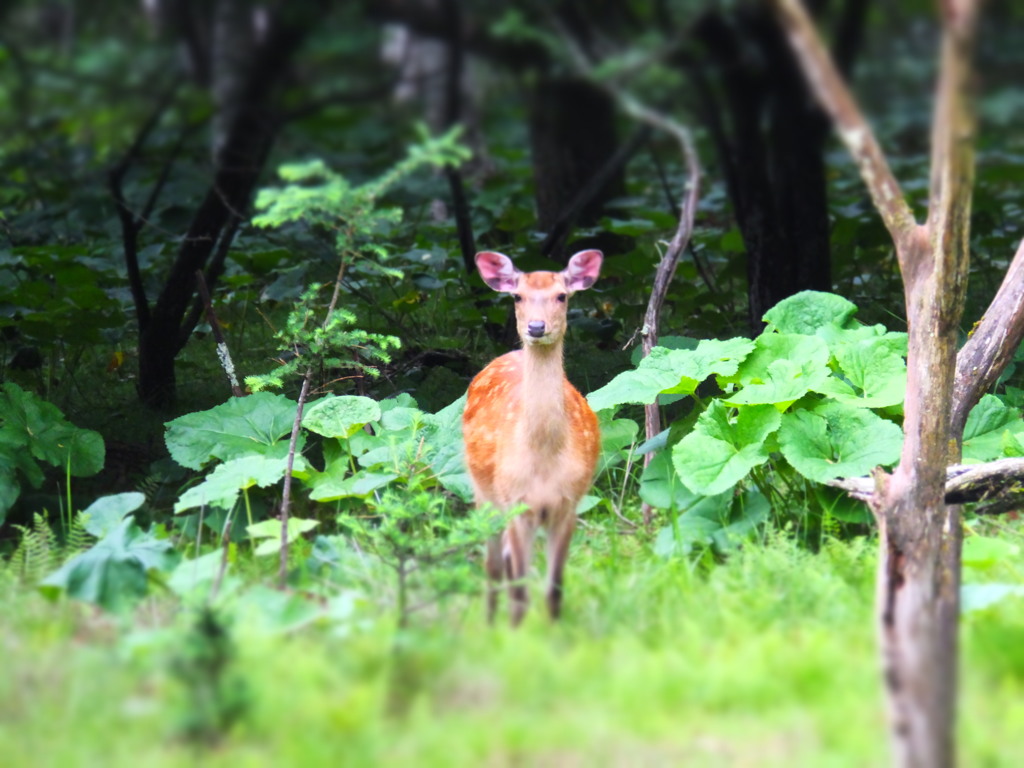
[2,527,1024,767]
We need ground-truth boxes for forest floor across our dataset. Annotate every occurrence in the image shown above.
[2,528,1023,768]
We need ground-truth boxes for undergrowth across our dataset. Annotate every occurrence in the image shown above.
[2,526,1024,767]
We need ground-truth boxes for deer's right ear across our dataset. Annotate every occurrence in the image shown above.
[475,251,520,292]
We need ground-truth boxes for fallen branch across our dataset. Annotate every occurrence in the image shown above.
[831,458,1024,514]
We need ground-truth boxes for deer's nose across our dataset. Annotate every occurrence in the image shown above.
[527,321,546,338]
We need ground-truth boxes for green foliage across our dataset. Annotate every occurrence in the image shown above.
[5,528,1024,766]
[246,127,467,394]
[164,391,470,543]
[592,291,911,546]
[7,513,62,585]
[962,394,1024,461]
[40,513,178,613]
[166,391,302,470]
[253,125,469,245]
[323,484,508,627]
[243,284,402,393]
[0,382,105,525]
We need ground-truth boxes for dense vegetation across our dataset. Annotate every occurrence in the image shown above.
[3,1,1024,764]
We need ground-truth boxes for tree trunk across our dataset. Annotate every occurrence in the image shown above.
[691,0,868,331]
[529,77,624,260]
[771,1,980,765]
[134,9,315,408]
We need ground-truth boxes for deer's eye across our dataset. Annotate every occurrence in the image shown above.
[512,294,523,303]
[556,293,567,303]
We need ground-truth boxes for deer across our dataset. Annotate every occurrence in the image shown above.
[462,249,603,626]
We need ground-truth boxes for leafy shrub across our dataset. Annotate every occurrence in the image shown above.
[595,291,1024,554]
[590,291,911,550]
[0,382,105,526]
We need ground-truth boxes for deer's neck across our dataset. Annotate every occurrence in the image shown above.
[519,341,568,449]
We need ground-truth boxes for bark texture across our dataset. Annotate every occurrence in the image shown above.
[690,0,868,331]
[773,1,982,765]
[133,6,318,408]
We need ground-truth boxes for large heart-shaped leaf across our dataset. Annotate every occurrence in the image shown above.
[174,455,293,513]
[165,392,298,470]
[587,337,755,413]
[303,395,382,438]
[672,402,780,495]
[41,518,178,612]
[778,401,903,483]
[962,394,1024,462]
[762,290,858,334]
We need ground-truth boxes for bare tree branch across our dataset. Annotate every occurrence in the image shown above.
[832,458,1024,511]
[952,239,1024,437]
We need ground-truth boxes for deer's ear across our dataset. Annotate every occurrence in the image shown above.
[563,250,603,293]
[475,251,520,292]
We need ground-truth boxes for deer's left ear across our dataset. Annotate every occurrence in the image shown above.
[563,250,603,293]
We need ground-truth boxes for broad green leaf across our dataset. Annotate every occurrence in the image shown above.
[659,490,771,556]
[639,450,697,510]
[672,402,780,495]
[962,394,1024,462]
[308,470,398,502]
[763,291,857,334]
[0,382,104,476]
[823,341,906,408]
[724,357,831,408]
[82,492,146,537]
[721,334,830,403]
[596,415,638,473]
[247,517,320,556]
[629,335,697,366]
[1003,430,1024,458]
[421,395,472,502]
[816,322,907,359]
[167,550,233,599]
[813,485,873,524]
[40,518,178,613]
[165,392,298,470]
[303,395,382,438]
[174,455,291,513]
[653,515,722,557]
[713,490,771,551]
[0,466,17,526]
[233,584,329,632]
[587,337,755,412]
[778,401,903,483]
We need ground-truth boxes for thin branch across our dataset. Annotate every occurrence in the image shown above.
[555,19,702,523]
[279,368,313,589]
[139,119,203,224]
[109,78,181,328]
[194,269,244,398]
[179,215,242,351]
[769,0,918,249]
[952,238,1024,437]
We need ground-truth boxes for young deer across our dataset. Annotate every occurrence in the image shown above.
[463,249,602,626]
